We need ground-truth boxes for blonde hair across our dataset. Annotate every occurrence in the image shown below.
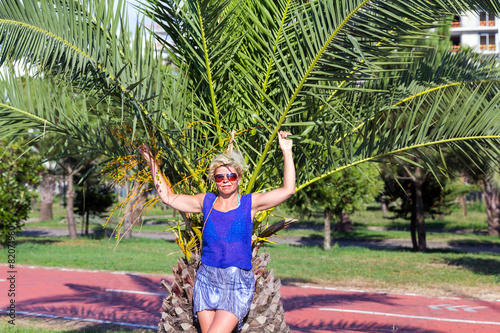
[208,150,247,181]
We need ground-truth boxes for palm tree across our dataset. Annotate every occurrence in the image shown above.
[2,0,500,331]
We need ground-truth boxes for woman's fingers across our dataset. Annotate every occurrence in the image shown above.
[279,131,292,138]
[278,131,293,150]
[138,144,154,163]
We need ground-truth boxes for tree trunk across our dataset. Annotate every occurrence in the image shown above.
[157,251,291,333]
[483,179,500,236]
[122,182,147,239]
[460,174,467,216]
[66,169,78,239]
[460,196,467,217]
[380,194,388,218]
[85,211,90,236]
[31,195,37,213]
[414,166,426,252]
[410,208,418,251]
[334,212,354,233]
[323,210,332,250]
[39,173,56,221]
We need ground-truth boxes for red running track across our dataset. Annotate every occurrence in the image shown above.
[1,265,499,332]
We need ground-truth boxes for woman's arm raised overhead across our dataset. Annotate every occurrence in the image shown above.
[139,145,204,213]
[251,131,296,213]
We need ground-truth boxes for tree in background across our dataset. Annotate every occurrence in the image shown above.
[74,165,114,236]
[381,154,478,251]
[286,163,383,250]
[459,159,500,236]
[38,163,58,221]
[0,140,43,244]
[62,153,102,238]
[482,174,500,236]
[2,0,500,331]
[363,17,500,250]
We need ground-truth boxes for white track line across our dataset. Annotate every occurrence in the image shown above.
[300,285,499,302]
[319,308,500,325]
[105,288,167,296]
[0,310,157,330]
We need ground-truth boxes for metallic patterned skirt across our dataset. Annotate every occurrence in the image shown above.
[193,264,255,329]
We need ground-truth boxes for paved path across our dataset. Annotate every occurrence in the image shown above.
[1,265,499,332]
[21,227,500,254]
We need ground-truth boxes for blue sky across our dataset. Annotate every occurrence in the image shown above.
[126,0,152,29]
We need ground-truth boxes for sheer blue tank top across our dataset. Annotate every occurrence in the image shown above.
[201,192,253,270]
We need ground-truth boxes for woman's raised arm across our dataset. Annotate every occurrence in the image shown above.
[139,145,204,213]
[251,131,296,214]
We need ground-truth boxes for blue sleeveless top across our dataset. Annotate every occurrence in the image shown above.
[201,193,253,270]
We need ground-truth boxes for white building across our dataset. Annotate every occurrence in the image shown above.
[450,11,499,56]
[151,23,175,66]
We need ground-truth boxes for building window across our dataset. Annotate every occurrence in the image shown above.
[479,12,496,27]
[480,33,496,51]
[450,35,461,52]
[451,15,461,28]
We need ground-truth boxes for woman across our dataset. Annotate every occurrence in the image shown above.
[140,131,295,333]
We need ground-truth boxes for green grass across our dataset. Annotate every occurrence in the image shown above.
[262,243,500,295]
[0,317,140,332]
[2,236,499,299]
[279,225,500,245]
[353,208,488,230]
[26,201,500,247]
[2,237,181,273]
[27,203,182,233]
[0,324,130,333]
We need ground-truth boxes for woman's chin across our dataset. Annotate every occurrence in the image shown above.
[219,187,236,194]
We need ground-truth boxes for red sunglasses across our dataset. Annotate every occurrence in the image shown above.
[214,172,238,183]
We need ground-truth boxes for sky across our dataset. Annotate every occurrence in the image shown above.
[126,0,153,30]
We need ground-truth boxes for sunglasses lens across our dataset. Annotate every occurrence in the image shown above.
[214,173,238,182]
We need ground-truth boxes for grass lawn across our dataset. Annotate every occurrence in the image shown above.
[0,316,139,332]
[26,201,500,246]
[263,243,500,299]
[2,235,499,301]
[27,203,183,233]
[18,200,500,301]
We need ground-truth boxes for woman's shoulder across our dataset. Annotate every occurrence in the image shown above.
[203,192,217,205]
[242,193,253,205]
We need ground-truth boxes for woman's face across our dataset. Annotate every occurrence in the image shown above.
[214,165,239,195]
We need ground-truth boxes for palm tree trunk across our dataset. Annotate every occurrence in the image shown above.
[380,194,388,218]
[39,173,56,221]
[66,167,78,239]
[483,179,500,236]
[414,167,426,251]
[324,209,332,250]
[123,182,147,239]
[157,251,290,333]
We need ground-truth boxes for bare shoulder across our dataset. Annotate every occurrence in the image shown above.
[250,192,264,208]
[194,193,207,205]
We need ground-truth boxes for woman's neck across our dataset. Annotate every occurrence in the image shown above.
[215,191,241,209]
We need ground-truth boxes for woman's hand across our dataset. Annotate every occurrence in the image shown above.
[251,130,295,215]
[138,144,204,213]
[138,144,155,165]
[278,131,293,152]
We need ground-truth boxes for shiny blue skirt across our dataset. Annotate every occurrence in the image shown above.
[193,264,255,329]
